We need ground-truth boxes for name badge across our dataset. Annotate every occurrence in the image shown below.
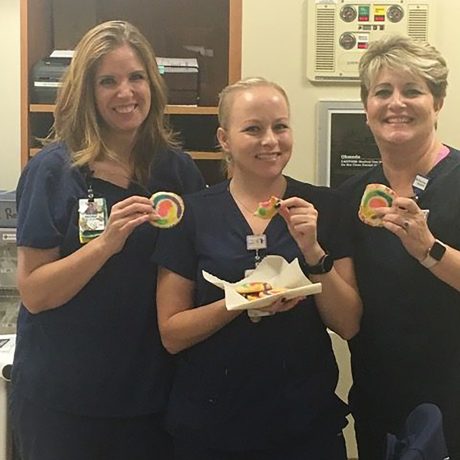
[412,174,429,198]
[246,234,267,251]
[78,198,107,243]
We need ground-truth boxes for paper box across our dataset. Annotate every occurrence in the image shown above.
[202,255,322,311]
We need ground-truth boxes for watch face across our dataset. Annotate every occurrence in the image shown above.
[430,241,447,261]
[309,254,333,274]
[322,254,334,273]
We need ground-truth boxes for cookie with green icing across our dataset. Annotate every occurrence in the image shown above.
[254,196,281,219]
[359,183,397,227]
[150,191,184,228]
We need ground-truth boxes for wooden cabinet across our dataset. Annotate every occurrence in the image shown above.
[20,0,241,184]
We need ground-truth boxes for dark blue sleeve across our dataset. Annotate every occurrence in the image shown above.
[290,180,354,261]
[152,195,198,281]
[16,148,71,249]
[179,152,207,193]
[328,194,354,260]
[313,187,354,261]
[150,149,206,194]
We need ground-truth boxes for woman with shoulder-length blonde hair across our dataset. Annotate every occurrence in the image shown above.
[11,20,205,460]
[52,19,177,185]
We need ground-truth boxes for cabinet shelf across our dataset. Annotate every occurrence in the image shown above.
[30,104,219,115]
[21,0,241,185]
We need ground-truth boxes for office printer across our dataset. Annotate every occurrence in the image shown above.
[31,53,199,105]
[31,51,73,103]
[157,57,199,105]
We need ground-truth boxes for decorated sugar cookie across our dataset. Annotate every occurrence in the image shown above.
[149,191,184,228]
[236,282,272,295]
[235,281,287,301]
[254,196,281,219]
[359,183,397,227]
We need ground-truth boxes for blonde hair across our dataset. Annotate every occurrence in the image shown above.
[359,35,448,105]
[217,77,290,130]
[217,77,290,175]
[49,20,177,186]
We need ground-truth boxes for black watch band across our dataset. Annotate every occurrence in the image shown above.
[300,253,333,275]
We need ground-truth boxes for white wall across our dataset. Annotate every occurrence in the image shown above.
[0,0,20,191]
[242,1,460,184]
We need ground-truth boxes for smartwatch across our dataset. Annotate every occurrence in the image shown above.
[419,240,447,268]
[300,253,334,275]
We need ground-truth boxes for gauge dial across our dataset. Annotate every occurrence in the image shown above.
[339,32,357,50]
[340,5,357,22]
[387,5,404,23]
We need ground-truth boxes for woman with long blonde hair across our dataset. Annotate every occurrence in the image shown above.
[11,20,204,460]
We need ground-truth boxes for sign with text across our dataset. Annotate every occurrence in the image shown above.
[316,101,380,188]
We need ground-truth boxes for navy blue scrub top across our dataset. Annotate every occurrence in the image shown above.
[14,142,205,417]
[153,177,352,449]
[339,148,460,424]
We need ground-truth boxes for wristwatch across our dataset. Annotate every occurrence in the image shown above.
[300,253,334,275]
[419,240,447,268]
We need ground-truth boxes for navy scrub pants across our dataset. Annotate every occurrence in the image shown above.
[10,393,173,460]
[173,430,347,460]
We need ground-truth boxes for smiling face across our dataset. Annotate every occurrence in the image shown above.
[365,67,443,149]
[94,44,151,143]
[217,85,292,180]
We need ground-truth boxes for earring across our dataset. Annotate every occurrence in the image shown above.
[225,154,233,164]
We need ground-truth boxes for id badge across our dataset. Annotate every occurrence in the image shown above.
[246,234,267,251]
[412,174,429,196]
[78,198,107,244]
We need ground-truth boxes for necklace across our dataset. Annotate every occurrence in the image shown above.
[227,183,269,268]
[231,191,257,215]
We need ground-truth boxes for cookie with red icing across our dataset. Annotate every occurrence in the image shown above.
[236,282,272,295]
[254,196,281,219]
[359,183,397,227]
[236,282,287,301]
[149,191,184,228]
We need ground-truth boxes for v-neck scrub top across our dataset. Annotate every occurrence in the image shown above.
[153,177,353,450]
[13,142,205,417]
[339,147,460,455]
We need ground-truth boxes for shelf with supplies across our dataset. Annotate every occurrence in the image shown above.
[21,0,242,185]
